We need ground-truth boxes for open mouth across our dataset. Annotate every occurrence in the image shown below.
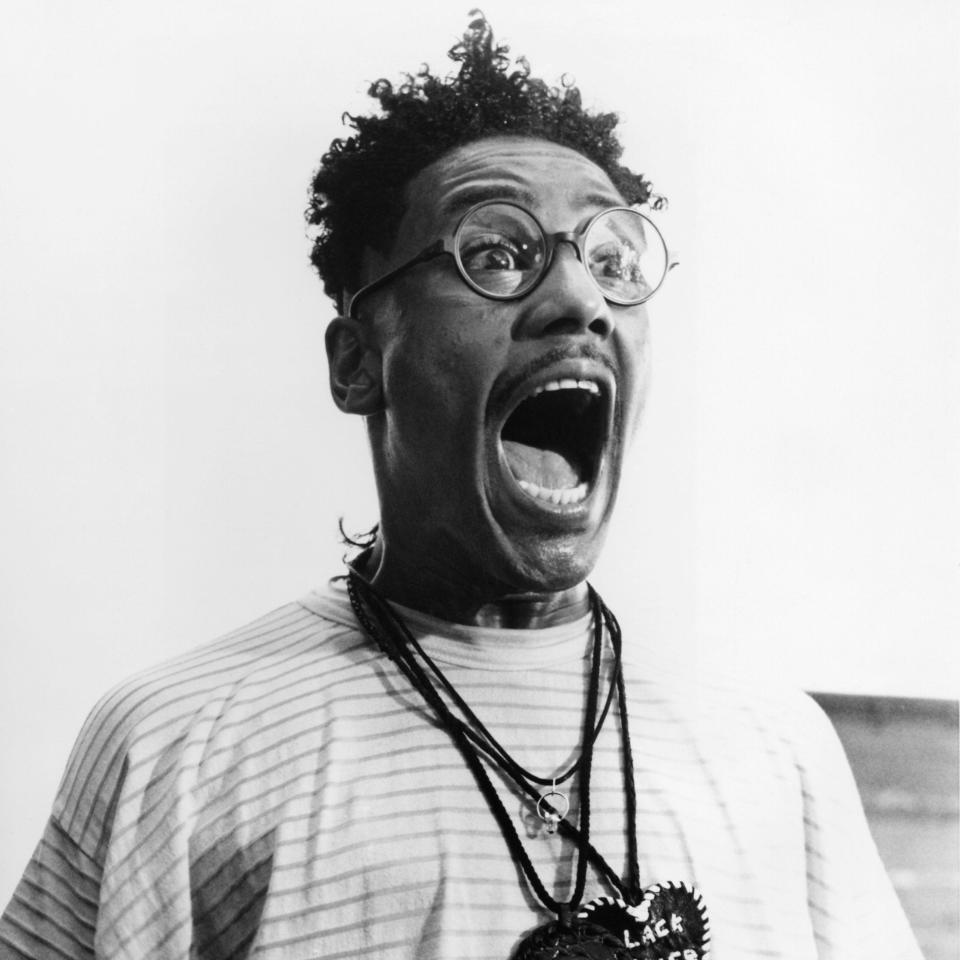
[500,379,607,506]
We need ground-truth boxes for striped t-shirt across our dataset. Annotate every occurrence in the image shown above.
[0,580,921,959]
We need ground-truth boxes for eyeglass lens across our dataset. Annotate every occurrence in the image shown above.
[453,203,667,304]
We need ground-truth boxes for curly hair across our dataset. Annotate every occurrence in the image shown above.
[307,11,657,310]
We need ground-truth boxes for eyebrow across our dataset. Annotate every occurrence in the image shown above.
[440,183,626,222]
[439,182,538,218]
[579,189,626,209]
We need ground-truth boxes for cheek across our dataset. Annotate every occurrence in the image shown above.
[383,334,473,422]
[632,335,652,408]
[616,319,652,437]
[380,300,512,420]
[386,332,512,504]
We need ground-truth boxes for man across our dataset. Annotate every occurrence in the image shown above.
[0,16,921,960]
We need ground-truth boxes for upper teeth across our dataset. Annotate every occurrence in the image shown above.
[531,379,600,397]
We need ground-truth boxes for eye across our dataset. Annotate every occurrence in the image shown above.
[589,242,650,290]
[461,234,528,272]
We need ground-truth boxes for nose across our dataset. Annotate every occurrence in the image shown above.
[515,241,614,340]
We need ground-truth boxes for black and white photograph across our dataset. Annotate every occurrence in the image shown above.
[1,2,957,957]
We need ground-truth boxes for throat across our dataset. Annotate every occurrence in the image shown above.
[363,540,592,627]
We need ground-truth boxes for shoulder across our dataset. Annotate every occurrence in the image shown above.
[54,582,363,855]
[620,646,845,781]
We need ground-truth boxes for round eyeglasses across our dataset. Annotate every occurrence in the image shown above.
[346,200,677,320]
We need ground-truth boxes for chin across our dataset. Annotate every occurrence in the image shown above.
[503,528,608,594]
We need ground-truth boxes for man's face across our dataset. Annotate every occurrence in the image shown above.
[353,137,651,599]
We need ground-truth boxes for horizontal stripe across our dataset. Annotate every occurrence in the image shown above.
[1,580,923,960]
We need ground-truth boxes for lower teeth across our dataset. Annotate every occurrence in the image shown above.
[517,479,588,505]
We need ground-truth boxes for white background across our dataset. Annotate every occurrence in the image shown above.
[1,0,957,905]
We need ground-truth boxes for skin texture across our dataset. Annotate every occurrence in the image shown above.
[326,137,651,628]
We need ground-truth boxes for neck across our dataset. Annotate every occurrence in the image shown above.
[356,538,591,629]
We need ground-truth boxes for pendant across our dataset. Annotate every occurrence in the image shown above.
[577,883,710,959]
[512,918,635,959]
[536,787,570,836]
[512,882,709,960]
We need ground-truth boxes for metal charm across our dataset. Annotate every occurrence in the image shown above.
[536,783,570,836]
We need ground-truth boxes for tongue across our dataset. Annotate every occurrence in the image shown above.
[503,440,580,489]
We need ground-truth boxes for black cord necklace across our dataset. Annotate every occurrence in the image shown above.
[345,567,711,959]
[403,606,622,790]
[362,577,623,833]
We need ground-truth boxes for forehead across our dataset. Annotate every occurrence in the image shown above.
[395,137,625,253]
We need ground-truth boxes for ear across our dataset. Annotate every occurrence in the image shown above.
[325,316,384,415]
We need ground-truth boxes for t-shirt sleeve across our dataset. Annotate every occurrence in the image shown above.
[0,816,100,960]
[0,675,132,960]
[2,601,319,960]
[794,694,924,960]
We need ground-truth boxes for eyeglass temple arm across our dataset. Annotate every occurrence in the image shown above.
[346,240,448,320]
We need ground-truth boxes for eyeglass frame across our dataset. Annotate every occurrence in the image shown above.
[345,199,678,320]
